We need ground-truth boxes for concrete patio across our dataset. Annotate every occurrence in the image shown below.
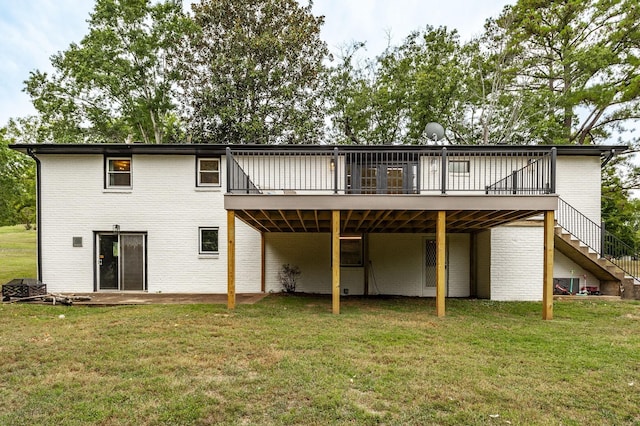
[59,292,268,306]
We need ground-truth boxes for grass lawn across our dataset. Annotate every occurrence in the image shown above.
[0,296,639,425]
[0,225,37,284]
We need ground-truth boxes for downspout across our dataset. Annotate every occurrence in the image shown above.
[601,149,616,168]
[26,148,42,282]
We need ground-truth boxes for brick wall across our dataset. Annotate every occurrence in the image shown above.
[39,154,262,293]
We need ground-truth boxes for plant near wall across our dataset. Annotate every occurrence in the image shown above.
[279,264,301,293]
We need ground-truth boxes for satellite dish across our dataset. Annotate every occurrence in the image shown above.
[425,122,445,142]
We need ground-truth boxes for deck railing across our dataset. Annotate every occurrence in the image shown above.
[226,146,556,195]
[556,197,639,281]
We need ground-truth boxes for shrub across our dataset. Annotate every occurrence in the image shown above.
[279,264,301,293]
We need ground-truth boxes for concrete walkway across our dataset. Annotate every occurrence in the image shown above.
[61,292,268,306]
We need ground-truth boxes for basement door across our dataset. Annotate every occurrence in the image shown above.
[97,233,146,291]
[423,237,448,297]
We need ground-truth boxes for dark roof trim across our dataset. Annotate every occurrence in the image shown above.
[10,143,629,157]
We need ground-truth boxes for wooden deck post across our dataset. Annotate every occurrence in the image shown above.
[227,210,236,310]
[436,210,446,317]
[543,210,554,320]
[332,210,340,315]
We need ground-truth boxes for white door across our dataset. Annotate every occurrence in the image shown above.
[423,237,448,297]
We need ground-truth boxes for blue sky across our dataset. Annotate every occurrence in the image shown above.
[0,0,511,127]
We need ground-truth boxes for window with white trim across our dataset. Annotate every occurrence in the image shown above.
[197,158,221,186]
[106,157,132,188]
[199,227,219,254]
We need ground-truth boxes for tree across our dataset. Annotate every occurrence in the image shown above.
[179,0,328,144]
[326,27,469,145]
[602,156,640,252]
[496,0,640,146]
[24,0,194,144]
[0,126,35,227]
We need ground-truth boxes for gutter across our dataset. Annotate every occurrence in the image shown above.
[25,148,42,282]
[601,149,616,168]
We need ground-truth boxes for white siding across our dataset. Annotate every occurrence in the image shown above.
[36,150,603,301]
[368,234,424,296]
[264,233,331,293]
[490,226,543,301]
[265,233,471,297]
[476,231,491,298]
[556,156,601,223]
[39,154,261,293]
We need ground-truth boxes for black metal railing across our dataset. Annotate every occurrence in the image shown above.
[556,197,639,281]
[485,150,556,195]
[227,151,261,194]
[225,146,557,195]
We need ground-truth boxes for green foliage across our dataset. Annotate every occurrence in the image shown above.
[496,0,640,145]
[602,156,640,251]
[326,27,469,145]
[0,128,35,227]
[179,0,329,144]
[24,0,194,144]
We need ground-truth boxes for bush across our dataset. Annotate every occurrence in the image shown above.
[279,264,301,293]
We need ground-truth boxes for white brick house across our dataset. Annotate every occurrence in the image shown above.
[11,143,628,317]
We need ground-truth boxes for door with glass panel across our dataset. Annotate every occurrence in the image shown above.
[97,233,146,291]
[423,237,448,297]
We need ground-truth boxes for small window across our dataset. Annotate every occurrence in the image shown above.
[199,227,219,254]
[197,158,220,186]
[340,235,363,266]
[106,158,132,188]
[448,160,470,173]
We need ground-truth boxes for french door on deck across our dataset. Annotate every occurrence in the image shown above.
[97,233,146,291]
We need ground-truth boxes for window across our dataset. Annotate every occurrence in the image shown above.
[448,160,470,173]
[199,227,219,254]
[106,158,132,188]
[340,235,363,266]
[197,158,220,186]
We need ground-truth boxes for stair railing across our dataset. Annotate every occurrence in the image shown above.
[556,197,639,281]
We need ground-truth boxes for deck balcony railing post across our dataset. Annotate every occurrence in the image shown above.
[441,147,447,194]
[226,147,232,192]
[601,221,606,257]
[333,147,339,194]
[550,147,557,194]
[512,170,517,194]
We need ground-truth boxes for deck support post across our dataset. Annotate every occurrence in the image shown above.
[543,210,554,320]
[436,210,446,317]
[332,210,340,314]
[227,210,236,310]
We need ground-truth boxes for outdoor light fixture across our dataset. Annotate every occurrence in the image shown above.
[330,158,335,171]
[113,224,120,233]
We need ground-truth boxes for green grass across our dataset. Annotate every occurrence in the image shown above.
[0,225,37,284]
[0,296,639,425]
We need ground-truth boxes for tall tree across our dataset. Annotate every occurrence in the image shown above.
[326,27,468,145]
[179,0,328,144]
[24,0,193,144]
[496,0,640,145]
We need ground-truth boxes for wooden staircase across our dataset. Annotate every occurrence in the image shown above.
[554,225,637,298]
